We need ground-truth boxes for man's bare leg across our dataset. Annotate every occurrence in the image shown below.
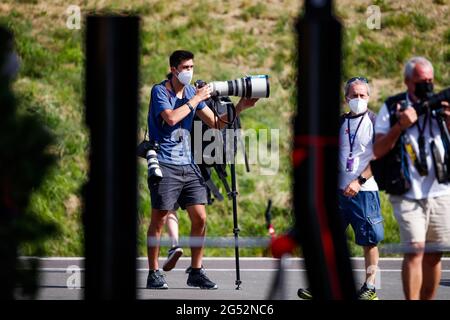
[363,245,379,286]
[147,208,168,270]
[402,242,425,300]
[166,211,179,248]
[420,252,442,300]
[186,204,206,269]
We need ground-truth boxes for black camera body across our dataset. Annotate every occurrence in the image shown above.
[137,139,163,183]
[137,139,160,159]
[195,79,207,89]
[399,87,450,184]
[409,87,450,116]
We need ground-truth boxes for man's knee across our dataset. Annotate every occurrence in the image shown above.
[403,243,424,264]
[423,252,442,266]
[187,206,207,228]
[148,209,168,232]
[192,213,206,228]
[363,245,378,253]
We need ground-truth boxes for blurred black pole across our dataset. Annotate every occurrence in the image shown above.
[84,16,140,300]
[0,26,17,301]
[293,0,356,299]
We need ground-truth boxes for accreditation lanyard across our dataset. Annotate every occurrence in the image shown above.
[346,114,365,172]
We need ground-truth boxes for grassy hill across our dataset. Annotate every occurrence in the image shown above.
[1,0,449,257]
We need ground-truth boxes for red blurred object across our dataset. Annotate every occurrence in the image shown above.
[270,234,296,259]
[268,224,275,238]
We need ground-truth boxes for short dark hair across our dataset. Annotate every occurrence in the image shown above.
[169,50,194,68]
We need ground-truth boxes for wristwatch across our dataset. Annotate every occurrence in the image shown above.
[187,101,195,112]
[357,175,367,185]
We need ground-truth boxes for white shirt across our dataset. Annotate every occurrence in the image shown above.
[339,112,379,191]
[374,93,450,200]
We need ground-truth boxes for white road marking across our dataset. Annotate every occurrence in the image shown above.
[36,268,450,273]
[20,256,450,261]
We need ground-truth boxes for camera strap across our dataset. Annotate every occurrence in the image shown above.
[430,111,450,183]
[429,111,435,137]
[209,97,237,126]
[415,111,429,176]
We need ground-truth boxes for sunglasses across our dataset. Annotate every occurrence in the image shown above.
[346,77,369,85]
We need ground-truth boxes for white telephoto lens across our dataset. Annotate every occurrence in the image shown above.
[249,75,269,98]
[209,75,270,98]
[146,149,157,157]
[209,81,229,97]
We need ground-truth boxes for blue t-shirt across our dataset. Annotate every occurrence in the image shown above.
[148,80,206,165]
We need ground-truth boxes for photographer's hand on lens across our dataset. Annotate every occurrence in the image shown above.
[396,103,418,130]
[236,97,259,112]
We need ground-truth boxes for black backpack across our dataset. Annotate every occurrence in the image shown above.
[370,93,411,195]
[190,97,238,204]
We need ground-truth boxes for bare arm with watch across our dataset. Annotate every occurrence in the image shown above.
[159,84,212,126]
[343,163,373,197]
[159,83,258,129]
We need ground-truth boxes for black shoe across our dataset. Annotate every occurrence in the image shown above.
[357,283,378,300]
[146,270,168,289]
[185,264,204,274]
[162,246,183,271]
[297,287,312,300]
[187,269,218,290]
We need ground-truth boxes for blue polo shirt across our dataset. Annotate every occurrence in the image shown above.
[148,80,206,165]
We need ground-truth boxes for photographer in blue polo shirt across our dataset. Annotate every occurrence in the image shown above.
[146,50,258,289]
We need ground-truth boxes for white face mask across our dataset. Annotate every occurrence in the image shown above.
[175,69,193,86]
[348,98,368,114]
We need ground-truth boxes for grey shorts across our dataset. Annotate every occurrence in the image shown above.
[148,162,208,211]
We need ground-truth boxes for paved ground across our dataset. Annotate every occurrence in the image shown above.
[20,257,450,300]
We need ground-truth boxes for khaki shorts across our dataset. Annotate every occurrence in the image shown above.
[390,193,450,245]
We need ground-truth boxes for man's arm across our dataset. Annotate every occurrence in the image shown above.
[343,163,372,197]
[373,126,403,159]
[373,105,418,159]
[159,85,211,126]
[196,98,258,129]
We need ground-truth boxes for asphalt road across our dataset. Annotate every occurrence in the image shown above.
[19,257,450,300]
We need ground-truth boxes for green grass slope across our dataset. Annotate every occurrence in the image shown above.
[1,0,449,257]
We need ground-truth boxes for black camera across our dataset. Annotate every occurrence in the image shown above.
[137,139,163,183]
[399,86,450,184]
[195,79,207,89]
[410,87,450,116]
